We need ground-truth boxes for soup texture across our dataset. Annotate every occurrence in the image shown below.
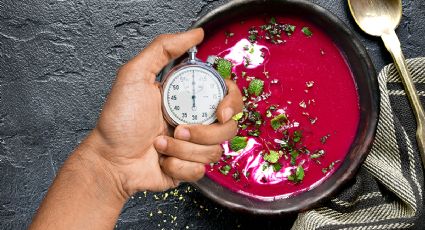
[196,16,359,200]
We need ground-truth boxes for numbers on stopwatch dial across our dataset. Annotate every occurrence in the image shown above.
[165,67,224,124]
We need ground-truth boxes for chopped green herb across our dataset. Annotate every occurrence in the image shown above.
[219,165,231,175]
[248,129,260,137]
[263,150,280,163]
[271,113,287,130]
[243,56,251,67]
[296,165,305,181]
[242,87,249,97]
[248,27,259,43]
[232,171,240,181]
[301,27,313,37]
[232,112,243,121]
[310,149,325,159]
[320,134,330,144]
[255,120,262,126]
[216,58,232,79]
[287,165,305,183]
[261,162,270,171]
[266,110,272,118]
[269,17,277,25]
[322,160,340,174]
[248,79,264,96]
[272,162,282,172]
[290,150,299,165]
[293,130,302,143]
[285,24,296,35]
[248,111,261,122]
[239,124,248,130]
[229,136,248,152]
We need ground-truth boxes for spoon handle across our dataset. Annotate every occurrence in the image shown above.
[382,30,425,167]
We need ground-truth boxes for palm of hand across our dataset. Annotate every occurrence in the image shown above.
[95,76,177,193]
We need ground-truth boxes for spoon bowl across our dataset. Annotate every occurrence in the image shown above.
[348,0,401,36]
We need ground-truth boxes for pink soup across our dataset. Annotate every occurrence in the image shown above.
[197,16,359,200]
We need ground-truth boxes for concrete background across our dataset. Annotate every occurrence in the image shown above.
[0,0,424,229]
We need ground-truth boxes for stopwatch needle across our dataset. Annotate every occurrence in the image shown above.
[192,71,197,111]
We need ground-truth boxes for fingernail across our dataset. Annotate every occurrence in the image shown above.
[222,107,234,123]
[175,127,191,140]
[155,137,167,151]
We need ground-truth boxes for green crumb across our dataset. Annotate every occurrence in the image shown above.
[248,79,264,96]
[230,136,248,152]
[216,58,232,79]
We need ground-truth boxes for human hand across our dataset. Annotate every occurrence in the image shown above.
[87,28,243,197]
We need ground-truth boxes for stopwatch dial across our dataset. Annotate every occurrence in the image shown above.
[163,66,225,125]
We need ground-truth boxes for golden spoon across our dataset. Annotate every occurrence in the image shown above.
[348,0,425,166]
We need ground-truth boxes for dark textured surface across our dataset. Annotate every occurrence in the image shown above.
[0,0,424,229]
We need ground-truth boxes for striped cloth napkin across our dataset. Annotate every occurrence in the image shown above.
[292,58,425,230]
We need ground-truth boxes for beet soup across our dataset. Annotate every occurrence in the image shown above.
[196,16,359,201]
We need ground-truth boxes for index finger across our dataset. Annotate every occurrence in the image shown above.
[119,28,204,83]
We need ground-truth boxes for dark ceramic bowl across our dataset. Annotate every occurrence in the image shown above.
[175,0,379,215]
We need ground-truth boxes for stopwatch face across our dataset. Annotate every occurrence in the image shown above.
[162,65,226,126]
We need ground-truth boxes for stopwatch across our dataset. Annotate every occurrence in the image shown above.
[161,47,227,126]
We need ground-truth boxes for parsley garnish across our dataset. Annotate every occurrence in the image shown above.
[272,162,282,172]
[232,171,240,181]
[232,112,243,121]
[322,160,341,174]
[310,149,325,159]
[248,129,260,137]
[285,24,296,36]
[248,79,264,96]
[229,136,248,152]
[219,165,231,175]
[270,113,287,130]
[263,150,280,163]
[290,150,299,165]
[287,165,305,183]
[248,27,258,43]
[216,58,232,79]
[293,130,302,143]
[320,134,330,144]
[301,27,313,37]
